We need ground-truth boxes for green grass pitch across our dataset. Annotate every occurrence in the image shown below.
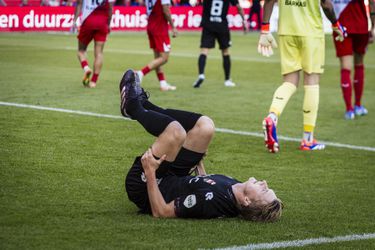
[0,32,375,249]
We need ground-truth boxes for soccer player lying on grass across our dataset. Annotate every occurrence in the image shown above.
[120,69,283,221]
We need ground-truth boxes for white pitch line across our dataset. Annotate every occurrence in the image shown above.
[68,46,375,69]
[1,101,375,152]
[215,233,375,250]
[2,45,375,69]
[0,101,132,121]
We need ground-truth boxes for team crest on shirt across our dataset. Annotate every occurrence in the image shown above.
[183,194,197,208]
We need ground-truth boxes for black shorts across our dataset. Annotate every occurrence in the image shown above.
[200,27,231,50]
[125,148,205,214]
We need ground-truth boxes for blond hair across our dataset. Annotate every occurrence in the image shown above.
[239,198,284,222]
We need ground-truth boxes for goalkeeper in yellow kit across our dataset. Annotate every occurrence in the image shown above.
[259,0,347,153]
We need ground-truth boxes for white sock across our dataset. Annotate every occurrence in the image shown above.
[268,112,278,126]
[137,71,144,81]
[303,131,313,143]
[198,74,205,79]
[83,65,91,72]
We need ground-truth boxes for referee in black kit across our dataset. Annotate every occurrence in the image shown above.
[193,0,248,88]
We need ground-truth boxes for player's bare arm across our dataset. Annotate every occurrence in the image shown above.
[141,149,176,218]
[72,0,83,33]
[369,0,375,43]
[108,2,114,32]
[321,0,347,41]
[262,0,277,24]
[162,5,178,38]
[236,4,249,33]
[320,0,338,23]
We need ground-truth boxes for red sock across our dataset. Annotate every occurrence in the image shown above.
[91,73,99,83]
[354,64,364,107]
[157,72,165,81]
[341,69,353,111]
[141,66,151,76]
[81,60,88,69]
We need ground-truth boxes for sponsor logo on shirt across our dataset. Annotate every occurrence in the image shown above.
[205,192,214,200]
[285,0,306,7]
[210,17,223,23]
[183,194,197,208]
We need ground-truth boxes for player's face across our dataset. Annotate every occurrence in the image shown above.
[244,177,277,205]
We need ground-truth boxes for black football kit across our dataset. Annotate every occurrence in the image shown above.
[161,174,240,219]
[200,0,238,49]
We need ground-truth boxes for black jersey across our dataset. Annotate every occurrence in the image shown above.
[159,174,240,219]
[201,0,239,30]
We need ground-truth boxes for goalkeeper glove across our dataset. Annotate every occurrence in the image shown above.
[258,23,278,57]
[332,21,347,42]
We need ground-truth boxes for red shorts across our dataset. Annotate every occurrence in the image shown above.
[147,32,171,52]
[333,33,369,57]
[78,14,109,46]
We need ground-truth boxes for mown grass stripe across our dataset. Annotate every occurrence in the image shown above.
[1,101,375,152]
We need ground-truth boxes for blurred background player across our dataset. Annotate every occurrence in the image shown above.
[193,0,248,88]
[73,0,114,88]
[332,0,375,120]
[248,0,261,31]
[136,0,178,91]
[258,0,346,152]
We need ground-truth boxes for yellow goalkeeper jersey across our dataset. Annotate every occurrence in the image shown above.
[278,0,324,37]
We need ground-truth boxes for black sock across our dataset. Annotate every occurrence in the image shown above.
[154,157,173,178]
[143,100,165,113]
[223,55,230,80]
[173,147,205,169]
[198,54,207,75]
[129,99,174,137]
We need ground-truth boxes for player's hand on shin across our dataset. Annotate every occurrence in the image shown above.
[257,23,277,57]
[141,148,166,173]
[332,21,347,42]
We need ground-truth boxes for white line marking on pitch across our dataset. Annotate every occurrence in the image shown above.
[62,46,375,69]
[1,101,375,152]
[214,233,375,250]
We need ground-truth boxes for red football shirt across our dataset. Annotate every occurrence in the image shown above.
[334,0,369,34]
[145,0,171,36]
[81,0,115,23]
